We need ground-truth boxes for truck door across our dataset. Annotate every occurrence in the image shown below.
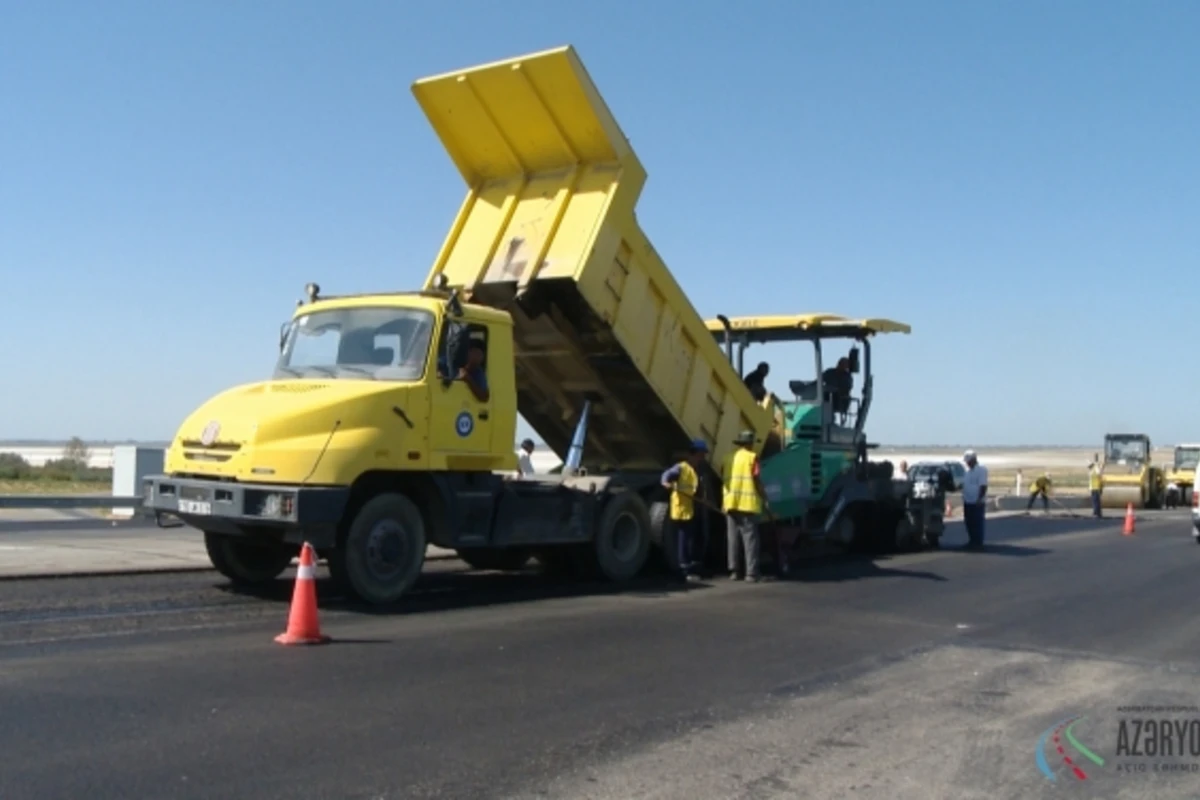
[431,320,494,458]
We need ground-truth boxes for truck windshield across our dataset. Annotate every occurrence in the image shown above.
[1175,448,1200,470]
[1105,437,1148,463]
[275,306,435,381]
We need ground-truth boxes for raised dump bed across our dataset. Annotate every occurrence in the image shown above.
[412,46,772,475]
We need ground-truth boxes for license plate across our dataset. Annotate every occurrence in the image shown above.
[178,499,212,515]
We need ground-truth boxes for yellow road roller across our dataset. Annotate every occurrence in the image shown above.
[1100,433,1165,510]
[1165,443,1200,506]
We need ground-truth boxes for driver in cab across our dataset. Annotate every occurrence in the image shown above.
[439,341,490,403]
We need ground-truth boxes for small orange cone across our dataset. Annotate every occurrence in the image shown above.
[1122,503,1135,536]
[275,542,330,646]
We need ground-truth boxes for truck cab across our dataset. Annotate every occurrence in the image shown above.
[163,285,518,489]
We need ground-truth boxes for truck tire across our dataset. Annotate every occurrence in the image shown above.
[834,511,860,551]
[457,548,532,572]
[648,501,679,573]
[329,493,426,605]
[592,491,652,582]
[204,532,295,585]
[893,515,919,552]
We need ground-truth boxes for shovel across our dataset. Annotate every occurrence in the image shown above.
[1049,494,1083,519]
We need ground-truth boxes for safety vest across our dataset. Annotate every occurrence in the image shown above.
[669,461,698,521]
[1089,467,1102,491]
[1032,476,1051,494]
[723,449,762,514]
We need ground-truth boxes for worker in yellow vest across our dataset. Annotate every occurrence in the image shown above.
[660,439,710,582]
[1088,460,1103,518]
[1027,472,1052,512]
[724,430,771,582]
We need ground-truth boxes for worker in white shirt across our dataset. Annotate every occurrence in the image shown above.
[516,438,536,477]
[960,449,989,550]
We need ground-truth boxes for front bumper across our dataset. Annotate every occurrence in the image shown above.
[143,474,349,548]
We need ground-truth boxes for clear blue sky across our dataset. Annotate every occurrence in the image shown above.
[3,1,1197,446]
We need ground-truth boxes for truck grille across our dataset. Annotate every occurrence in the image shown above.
[181,441,240,463]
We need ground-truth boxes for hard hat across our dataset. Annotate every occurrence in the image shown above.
[690,438,709,453]
[734,430,755,445]
[963,449,976,459]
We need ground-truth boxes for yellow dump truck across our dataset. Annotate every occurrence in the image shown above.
[142,46,776,605]
[1099,433,1165,510]
[1165,444,1200,506]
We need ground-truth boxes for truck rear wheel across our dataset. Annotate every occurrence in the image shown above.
[648,500,679,573]
[329,493,426,605]
[204,532,295,585]
[592,491,652,582]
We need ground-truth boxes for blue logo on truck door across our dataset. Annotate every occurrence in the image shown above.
[455,411,474,437]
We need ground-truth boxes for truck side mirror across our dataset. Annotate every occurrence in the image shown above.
[439,320,469,387]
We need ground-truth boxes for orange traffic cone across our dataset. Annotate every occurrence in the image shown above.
[1122,503,1135,536]
[275,542,330,646]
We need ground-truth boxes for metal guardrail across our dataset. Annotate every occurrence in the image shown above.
[0,494,144,510]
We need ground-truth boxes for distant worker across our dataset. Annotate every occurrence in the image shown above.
[1088,460,1103,518]
[1014,469,1023,497]
[743,362,770,402]
[1027,472,1052,513]
[660,439,710,583]
[724,430,771,581]
[1166,480,1181,509]
[517,438,536,477]
[961,450,989,549]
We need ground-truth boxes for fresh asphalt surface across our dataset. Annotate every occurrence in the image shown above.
[2,511,1199,799]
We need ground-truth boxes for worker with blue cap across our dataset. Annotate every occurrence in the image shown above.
[660,438,711,582]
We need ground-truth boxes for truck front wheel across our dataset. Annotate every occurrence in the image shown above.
[329,493,427,605]
[592,491,652,581]
[204,532,295,585]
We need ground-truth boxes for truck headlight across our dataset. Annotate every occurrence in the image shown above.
[255,492,296,519]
